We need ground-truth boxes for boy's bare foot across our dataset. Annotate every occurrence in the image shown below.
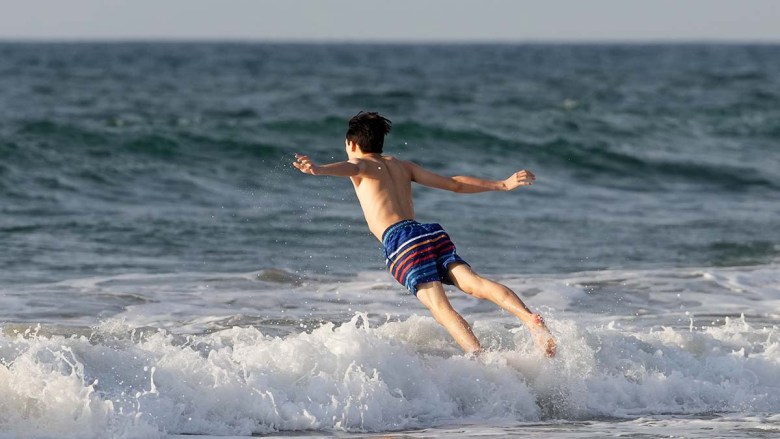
[529,313,557,358]
[466,348,485,360]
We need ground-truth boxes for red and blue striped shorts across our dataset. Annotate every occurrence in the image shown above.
[382,219,469,295]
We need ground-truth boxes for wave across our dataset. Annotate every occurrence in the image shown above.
[7,119,283,159]
[3,112,777,200]
[0,119,286,203]
[394,122,778,191]
[536,137,778,190]
[0,312,778,438]
[707,241,780,267]
[16,120,108,147]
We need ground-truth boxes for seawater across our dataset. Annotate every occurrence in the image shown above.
[0,43,779,438]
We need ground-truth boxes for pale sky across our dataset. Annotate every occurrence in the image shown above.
[1,0,779,42]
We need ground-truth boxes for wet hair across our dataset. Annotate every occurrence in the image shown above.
[346,111,392,153]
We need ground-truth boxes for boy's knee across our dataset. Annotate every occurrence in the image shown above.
[423,296,453,315]
[459,276,487,299]
[427,298,453,315]
[430,305,460,325]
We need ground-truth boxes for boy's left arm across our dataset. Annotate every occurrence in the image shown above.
[293,153,365,177]
[454,170,535,192]
[406,160,535,193]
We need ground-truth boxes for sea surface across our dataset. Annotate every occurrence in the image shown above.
[0,43,779,438]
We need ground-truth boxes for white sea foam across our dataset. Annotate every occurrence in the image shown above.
[1,264,778,437]
[1,309,778,438]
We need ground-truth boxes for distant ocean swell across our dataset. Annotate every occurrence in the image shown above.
[3,117,777,199]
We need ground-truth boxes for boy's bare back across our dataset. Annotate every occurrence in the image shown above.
[348,155,415,240]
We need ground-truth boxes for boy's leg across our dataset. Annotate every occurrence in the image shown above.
[415,280,482,354]
[447,263,556,357]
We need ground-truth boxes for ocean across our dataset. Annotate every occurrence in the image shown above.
[0,42,779,438]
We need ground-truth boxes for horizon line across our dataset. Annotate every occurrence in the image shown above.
[1,37,780,45]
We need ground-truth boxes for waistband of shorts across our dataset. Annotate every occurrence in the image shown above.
[381,219,419,243]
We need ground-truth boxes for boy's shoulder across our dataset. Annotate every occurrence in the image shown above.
[383,155,415,171]
[356,154,408,167]
[380,155,412,166]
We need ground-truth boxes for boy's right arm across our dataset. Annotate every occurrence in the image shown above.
[405,161,535,193]
[293,153,366,177]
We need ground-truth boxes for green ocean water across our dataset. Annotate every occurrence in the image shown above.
[1,43,778,284]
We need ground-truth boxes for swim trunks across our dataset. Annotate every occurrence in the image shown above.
[381,219,469,295]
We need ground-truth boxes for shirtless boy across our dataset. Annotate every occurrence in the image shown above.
[293,111,556,357]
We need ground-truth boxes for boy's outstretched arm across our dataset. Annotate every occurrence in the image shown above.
[406,161,535,193]
[293,153,366,177]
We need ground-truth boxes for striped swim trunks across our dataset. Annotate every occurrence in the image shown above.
[381,219,469,295]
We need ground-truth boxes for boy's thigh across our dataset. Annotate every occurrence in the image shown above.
[446,263,483,291]
[415,281,452,310]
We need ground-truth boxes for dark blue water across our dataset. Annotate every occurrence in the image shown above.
[1,43,779,285]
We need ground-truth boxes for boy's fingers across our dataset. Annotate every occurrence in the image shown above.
[517,170,535,179]
[293,162,314,174]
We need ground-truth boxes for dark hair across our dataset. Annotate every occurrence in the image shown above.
[346,111,392,153]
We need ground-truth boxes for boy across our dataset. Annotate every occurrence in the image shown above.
[293,112,556,357]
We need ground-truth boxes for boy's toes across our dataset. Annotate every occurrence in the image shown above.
[533,330,556,358]
[543,337,557,358]
[530,313,557,358]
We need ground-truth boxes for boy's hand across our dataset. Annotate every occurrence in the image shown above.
[504,170,536,190]
[293,153,319,175]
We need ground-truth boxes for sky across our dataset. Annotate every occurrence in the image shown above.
[1,0,779,43]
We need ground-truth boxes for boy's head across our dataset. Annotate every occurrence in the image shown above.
[346,111,392,154]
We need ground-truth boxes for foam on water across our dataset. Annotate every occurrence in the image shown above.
[1,309,778,438]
